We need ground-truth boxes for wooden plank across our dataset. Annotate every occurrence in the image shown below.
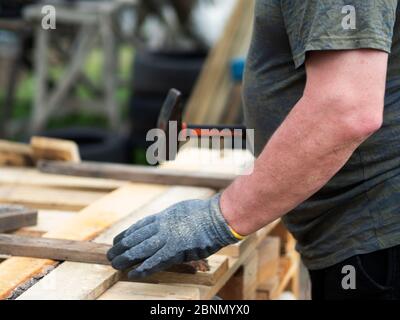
[161,146,254,176]
[31,136,81,163]
[0,185,106,211]
[0,234,206,274]
[165,239,260,300]
[276,253,300,299]
[0,167,127,192]
[103,255,250,301]
[218,253,258,300]
[270,221,296,255]
[98,282,201,300]
[184,0,254,124]
[286,265,300,299]
[38,160,235,190]
[142,255,229,287]
[0,234,110,265]
[18,186,215,300]
[0,206,37,233]
[258,253,300,300]
[16,210,75,237]
[195,240,260,300]
[257,237,280,284]
[256,276,279,300]
[158,237,260,300]
[0,140,34,167]
[217,233,257,258]
[0,183,167,299]
[256,219,280,240]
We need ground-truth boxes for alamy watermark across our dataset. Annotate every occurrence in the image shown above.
[145,122,255,175]
[342,5,356,30]
[341,265,356,290]
[41,5,56,30]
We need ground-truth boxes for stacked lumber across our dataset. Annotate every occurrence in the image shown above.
[184,0,255,124]
[216,220,300,300]
[0,166,126,212]
[0,144,299,300]
[0,183,168,299]
[10,144,254,300]
[0,141,33,167]
[0,136,80,167]
[36,160,236,190]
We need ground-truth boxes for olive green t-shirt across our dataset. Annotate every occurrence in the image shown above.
[243,0,400,269]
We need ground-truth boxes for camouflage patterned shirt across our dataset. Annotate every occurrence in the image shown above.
[243,0,400,269]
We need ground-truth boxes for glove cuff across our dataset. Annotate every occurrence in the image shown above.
[209,193,241,246]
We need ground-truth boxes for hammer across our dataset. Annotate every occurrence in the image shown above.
[157,88,248,160]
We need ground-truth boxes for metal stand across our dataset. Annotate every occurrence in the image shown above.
[25,2,126,133]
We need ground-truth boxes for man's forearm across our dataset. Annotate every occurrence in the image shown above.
[221,94,379,236]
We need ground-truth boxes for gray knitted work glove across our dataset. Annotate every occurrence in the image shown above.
[107,194,239,278]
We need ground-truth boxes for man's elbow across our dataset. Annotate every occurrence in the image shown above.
[349,113,383,138]
[341,101,383,140]
[319,93,384,141]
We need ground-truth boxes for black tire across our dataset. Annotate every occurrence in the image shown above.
[132,49,206,96]
[40,127,130,163]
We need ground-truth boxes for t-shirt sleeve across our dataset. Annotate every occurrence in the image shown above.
[281,0,398,68]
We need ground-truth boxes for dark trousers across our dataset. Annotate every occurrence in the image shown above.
[309,245,400,300]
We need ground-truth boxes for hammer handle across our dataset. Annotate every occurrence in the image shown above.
[184,123,247,138]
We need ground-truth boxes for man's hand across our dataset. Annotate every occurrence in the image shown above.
[107,194,238,278]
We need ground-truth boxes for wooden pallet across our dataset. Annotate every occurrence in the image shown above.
[0,144,299,300]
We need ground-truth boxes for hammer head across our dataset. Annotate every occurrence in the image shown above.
[157,88,184,134]
[157,89,184,161]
